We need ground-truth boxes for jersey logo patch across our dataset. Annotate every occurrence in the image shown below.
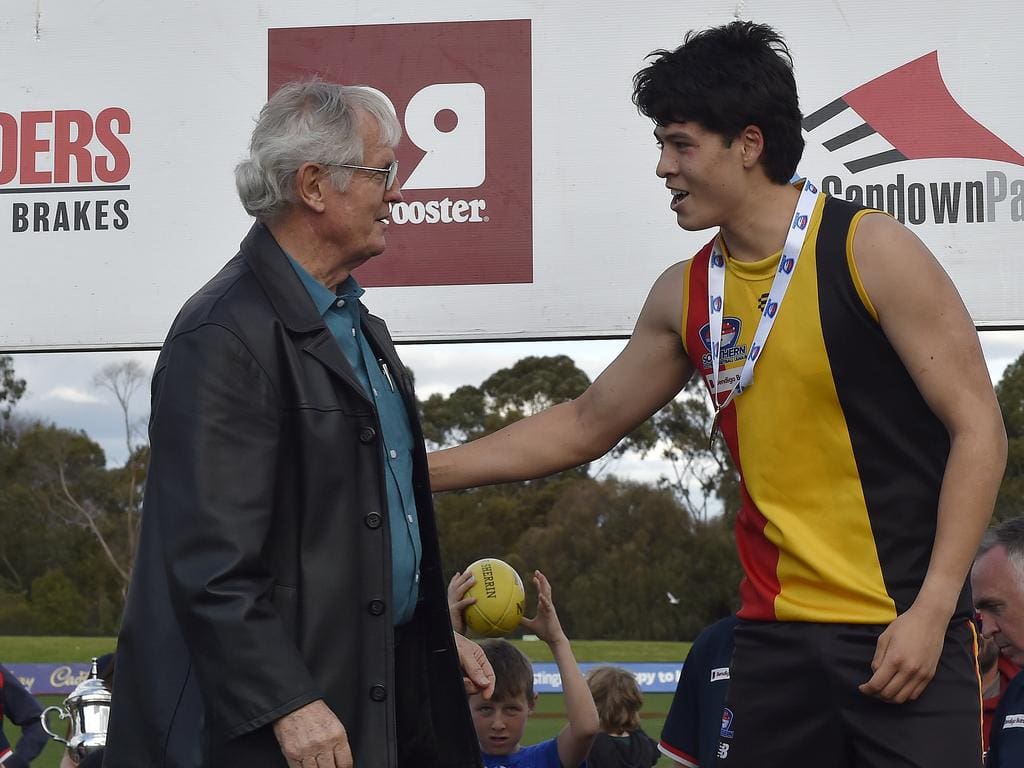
[710,667,730,682]
[721,707,735,739]
[699,318,747,370]
[1004,713,1024,729]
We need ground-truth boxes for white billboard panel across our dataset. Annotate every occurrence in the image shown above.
[1,0,1021,350]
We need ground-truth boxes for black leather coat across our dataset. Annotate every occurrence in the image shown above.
[104,223,481,767]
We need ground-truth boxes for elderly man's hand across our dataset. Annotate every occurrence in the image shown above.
[454,632,495,699]
[272,700,352,768]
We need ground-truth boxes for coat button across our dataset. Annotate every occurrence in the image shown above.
[364,511,382,529]
[359,427,376,443]
[368,599,386,616]
[370,685,387,702]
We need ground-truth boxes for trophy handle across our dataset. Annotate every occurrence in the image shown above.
[40,705,70,745]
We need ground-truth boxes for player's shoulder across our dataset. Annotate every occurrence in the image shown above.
[651,259,687,292]
[693,615,739,651]
[990,671,1024,766]
[847,204,930,262]
[1001,669,1024,709]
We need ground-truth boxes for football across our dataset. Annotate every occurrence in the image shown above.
[463,558,526,637]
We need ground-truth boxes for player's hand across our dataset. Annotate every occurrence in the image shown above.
[520,570,568,647]
[858,603,948,703]
[447,570,477,634]
[455,632,495,699]
[272,699,352,768]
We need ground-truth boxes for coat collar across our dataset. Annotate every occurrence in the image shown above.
[240,222,373,400]
[239,221,325,334]
[238,221,411,406]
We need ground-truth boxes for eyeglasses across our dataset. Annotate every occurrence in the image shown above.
[325,160,399,191]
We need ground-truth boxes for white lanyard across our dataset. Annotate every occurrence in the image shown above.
[707,179,820,444]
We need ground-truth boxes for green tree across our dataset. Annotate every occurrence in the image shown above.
[620,377,741,523]
[29,568,83,634]
[0,355,26,422]
[424,353,743,639]
[421,355,592,448]
[93,360,149,567]
[0,420,137,634]
[994,352,1024,523]
[520,477,740,640]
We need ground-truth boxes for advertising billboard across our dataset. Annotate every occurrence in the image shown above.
[1,1,1021,350]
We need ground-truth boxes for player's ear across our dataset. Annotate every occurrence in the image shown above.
[738,124,765,169]
[530,692,539,711]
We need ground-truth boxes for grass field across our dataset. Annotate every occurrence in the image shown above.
[2,636,690,768]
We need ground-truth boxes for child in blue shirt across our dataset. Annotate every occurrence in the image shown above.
[451,570,598,767]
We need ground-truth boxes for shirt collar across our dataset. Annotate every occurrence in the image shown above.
[285,255,365,318]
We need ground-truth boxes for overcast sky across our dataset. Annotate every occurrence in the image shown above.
[7,329,1024,484]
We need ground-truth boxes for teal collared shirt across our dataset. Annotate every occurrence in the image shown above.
[286,256,422,626]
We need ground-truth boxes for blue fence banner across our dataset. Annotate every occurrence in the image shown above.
[5,663,95,696]
[7,660,686,696]
[534,662,683,693]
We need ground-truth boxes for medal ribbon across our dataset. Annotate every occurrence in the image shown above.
[707,179,820,420]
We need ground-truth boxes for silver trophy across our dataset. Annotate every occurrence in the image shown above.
[40,657,111,765]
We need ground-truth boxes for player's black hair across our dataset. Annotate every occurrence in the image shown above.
[479,638,535,702]
[632,21,804,184]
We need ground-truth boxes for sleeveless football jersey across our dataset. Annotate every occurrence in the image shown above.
[680,194,969,624]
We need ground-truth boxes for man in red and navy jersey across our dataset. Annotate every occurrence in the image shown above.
[429,20,1006,768]
[0,664,46,768]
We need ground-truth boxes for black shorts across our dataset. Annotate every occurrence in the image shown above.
[717,620,982,768]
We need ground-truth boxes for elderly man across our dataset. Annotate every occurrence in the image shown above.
[973,518,1024,766]
[104,81,491,768]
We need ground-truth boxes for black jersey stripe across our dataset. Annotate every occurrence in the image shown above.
[815,197,968,619]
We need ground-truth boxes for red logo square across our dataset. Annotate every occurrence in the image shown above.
[269,20,533,287]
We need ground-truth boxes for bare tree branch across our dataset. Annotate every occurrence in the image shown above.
[93,360,149,571]
[55,459,129,585]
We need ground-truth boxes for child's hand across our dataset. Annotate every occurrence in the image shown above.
[447,570,477,634]
[520,570,568,647]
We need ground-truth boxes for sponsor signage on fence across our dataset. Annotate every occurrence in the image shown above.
[6,663,97,696]
[534,662,684,693]
[7,661,686,695]
[1,0,1021,350]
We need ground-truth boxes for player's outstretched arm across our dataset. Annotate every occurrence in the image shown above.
[851,212,1007,704]
[520,571,599,768]
[429,263,695,491]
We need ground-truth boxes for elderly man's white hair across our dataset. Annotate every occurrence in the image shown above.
[235,79,401,222]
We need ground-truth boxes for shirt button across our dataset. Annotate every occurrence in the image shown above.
[368,599,386,616]
[406,514,413,524]
[415,573,420,582]
[370,685,387,702]
[389,449,398,459]
[336,299,345,308]
[359,427,376,443]
[364,511,382,529]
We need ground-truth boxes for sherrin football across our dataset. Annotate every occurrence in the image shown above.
[463,558,526,637]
